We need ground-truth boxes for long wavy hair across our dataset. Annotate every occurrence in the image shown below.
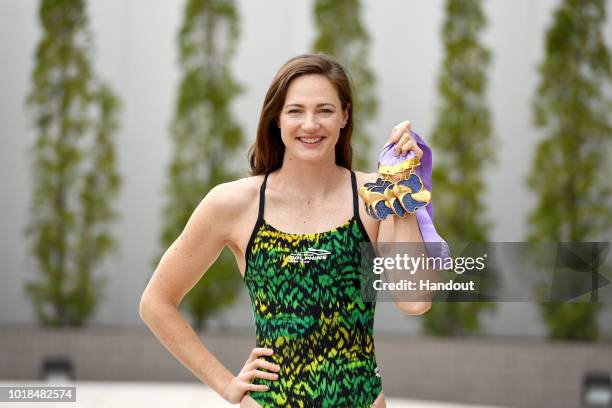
[248,53,354,175]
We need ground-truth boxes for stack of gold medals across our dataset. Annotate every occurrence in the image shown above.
[358,143,431,220]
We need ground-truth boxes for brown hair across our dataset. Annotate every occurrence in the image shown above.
[248,53,354,175]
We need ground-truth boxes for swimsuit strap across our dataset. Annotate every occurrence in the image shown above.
[247,170,370,256]
[259,171,354,220]
[350,170,371,242]
[245,173,269,259]
[350,170,359,219]
[257,172,269,222]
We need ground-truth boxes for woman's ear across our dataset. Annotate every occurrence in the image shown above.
[342,104,350,128]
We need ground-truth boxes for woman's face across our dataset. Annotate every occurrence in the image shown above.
[278,74,348,164]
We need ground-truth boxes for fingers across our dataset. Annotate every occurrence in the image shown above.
[246,347,274,364]
[242,369,279,382]
[226,374,270,403]
[239,347,280,394]
[234,377,269,393]
[227,349,279,403]
[398,138,423,158]
[389,125,423,159]
[245,383,270,393]
[387,120,412,147]
[386,127,398,146]
[245,358,281,373]
[394,132,411,154]
[235,367,279,393]
[395,133,422,159]
[251,347,274,356]
[398,120,412,129]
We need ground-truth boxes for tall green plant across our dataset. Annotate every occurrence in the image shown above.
[425,0,495,336]
[527,0,612,340]
[158,0,244,331]
[312,0,377,169]
[25,0,121,326]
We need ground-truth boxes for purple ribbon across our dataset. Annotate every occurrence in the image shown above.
[379,132,449,258]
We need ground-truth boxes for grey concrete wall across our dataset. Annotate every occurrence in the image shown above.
[1,326,611,408]
[0,1,611,339]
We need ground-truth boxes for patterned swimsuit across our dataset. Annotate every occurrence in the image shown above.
[243,170,382,407]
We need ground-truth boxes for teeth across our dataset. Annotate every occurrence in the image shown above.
[299,137,323,144]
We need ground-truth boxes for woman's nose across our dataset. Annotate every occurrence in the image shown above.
[301,114,320,131]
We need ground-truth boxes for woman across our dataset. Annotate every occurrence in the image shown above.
[140,53,435,407]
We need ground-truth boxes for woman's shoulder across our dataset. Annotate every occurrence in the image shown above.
[353,170,378,185]
[181,175,263,244]
[203,175,264,216]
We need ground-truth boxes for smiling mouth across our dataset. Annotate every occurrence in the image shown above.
[297,137,325,144]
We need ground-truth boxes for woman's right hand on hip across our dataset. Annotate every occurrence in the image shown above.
[225,347,280,404]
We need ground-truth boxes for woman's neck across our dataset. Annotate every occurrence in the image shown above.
[272,156,347,200]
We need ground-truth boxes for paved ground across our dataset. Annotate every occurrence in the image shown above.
[0,381,505,407]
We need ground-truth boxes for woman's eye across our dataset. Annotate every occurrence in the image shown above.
[320,109,333,113]
[287,110,301,114]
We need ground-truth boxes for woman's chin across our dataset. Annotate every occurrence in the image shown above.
[290,149,333,164]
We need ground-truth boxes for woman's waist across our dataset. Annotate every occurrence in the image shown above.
[258,348,379,375]
[254,311,375,341]
[255,334,378,365]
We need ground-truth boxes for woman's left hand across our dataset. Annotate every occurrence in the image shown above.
[385,120,423,159]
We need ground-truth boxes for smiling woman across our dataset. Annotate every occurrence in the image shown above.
[140,53,435,408]
[248,54,353,175]
[277,75,348,159]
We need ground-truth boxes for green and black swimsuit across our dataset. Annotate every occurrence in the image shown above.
[244,170,382,407]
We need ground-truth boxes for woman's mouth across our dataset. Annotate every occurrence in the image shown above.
[297,137,325,145]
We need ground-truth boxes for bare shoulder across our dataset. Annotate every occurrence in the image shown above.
[202,175,265,265]
[142,176,263,306]
[202,175,263,218]
[354,170,379,185]
[205,175,262,206]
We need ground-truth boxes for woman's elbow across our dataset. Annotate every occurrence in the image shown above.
[397,301,432,316]
[139,286,179,323]
[139,293,153,322]
[139,289,162,323]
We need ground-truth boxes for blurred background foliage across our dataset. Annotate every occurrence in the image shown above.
[25,0,121,327]
[155,0,244,331]
[527,0,612,341]
[425,0,497,336]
